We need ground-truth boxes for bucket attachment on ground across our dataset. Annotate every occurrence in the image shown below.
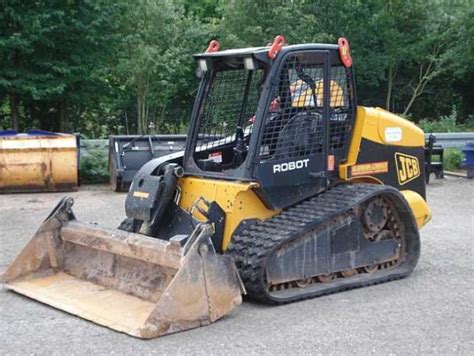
[1,198,243,338]
[109,135,189,192]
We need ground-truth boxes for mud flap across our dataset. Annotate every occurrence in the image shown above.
[0,197,243,339]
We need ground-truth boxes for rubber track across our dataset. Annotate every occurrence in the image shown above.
[227,183,410,304]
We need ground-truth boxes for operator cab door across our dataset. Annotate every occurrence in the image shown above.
[253,51,331,209]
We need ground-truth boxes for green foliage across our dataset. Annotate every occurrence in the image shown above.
[0,0,123,131]
[80,148,109,184]
[443,148,463,171]
[418,108,474,132]
[0,0,472,135]
[419,116,458,133]
[466,115,474,131]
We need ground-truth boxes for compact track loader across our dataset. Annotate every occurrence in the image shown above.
[2,37,431,338]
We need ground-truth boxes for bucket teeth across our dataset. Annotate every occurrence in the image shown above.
[1,197,242,338]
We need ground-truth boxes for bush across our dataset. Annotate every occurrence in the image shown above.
[418,116,457,133]
[443,148,464,171]
[418,108,474,133]
[80,147,109,184]
[466,114,474,130]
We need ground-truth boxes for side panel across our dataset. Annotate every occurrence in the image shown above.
[177,177,279,250]
[352,139,426,197]
[340,107,426,198]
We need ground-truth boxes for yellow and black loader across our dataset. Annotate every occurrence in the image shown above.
[1,36,431,338]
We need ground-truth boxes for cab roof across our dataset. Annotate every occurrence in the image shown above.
[194,43,339,60]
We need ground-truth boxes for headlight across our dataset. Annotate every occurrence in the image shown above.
[198,59,208,72]
[244,57,255,71]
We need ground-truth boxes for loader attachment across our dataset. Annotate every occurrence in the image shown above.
[1,197,243,338]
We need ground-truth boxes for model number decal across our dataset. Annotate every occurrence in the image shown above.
[273,159,309,174]
[351,161,388,176]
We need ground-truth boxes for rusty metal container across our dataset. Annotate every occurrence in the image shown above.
[0,130,78,193]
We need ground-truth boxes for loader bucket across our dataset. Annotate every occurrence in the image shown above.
[1,197,243,338]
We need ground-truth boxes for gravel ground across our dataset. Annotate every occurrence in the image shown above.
[1,178,473,355]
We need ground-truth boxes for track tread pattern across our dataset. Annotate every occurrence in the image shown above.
[227,183,409,304]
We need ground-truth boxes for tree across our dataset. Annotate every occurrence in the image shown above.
[113,0,209,134]
[0,0,122,132]
[0,0,471,134]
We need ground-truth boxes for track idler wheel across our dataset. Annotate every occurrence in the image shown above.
[363,198,388,233]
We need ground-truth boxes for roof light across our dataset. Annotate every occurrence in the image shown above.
[244,57,255,70]
[338,37,353,68]
[198,59,208,72]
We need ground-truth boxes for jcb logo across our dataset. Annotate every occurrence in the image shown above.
[395,153,420,185]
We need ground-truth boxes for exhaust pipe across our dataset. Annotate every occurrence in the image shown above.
[1,198,243,338]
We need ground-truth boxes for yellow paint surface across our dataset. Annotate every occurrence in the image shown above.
[401,190,431,229]
[340,106,425,179]
[0,134,77,192]
[291,80,345,107]
[177,177,279,250]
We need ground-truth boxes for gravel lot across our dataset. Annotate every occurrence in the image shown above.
[1,178,473,355]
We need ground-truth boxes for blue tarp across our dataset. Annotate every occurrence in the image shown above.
[0,130,18,136]
[0,130,60,137]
